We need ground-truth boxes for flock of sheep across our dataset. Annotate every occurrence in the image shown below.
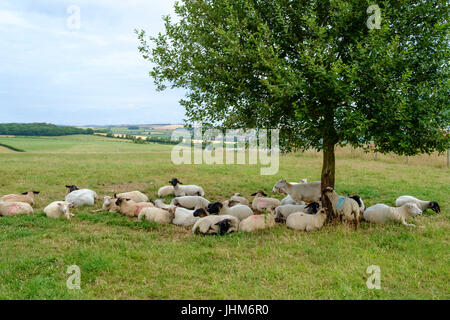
[0,177,441,235]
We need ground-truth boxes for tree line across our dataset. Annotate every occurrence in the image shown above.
[0,123,103,136]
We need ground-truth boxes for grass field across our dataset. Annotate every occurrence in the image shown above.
[0,135,448,299]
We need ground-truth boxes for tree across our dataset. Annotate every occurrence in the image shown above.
[137,0,449,219]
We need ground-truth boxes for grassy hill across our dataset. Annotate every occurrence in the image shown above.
[0,135,448,299]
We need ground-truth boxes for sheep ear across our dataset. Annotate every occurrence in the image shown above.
[33,191,40,194]
[114,194,117,198]
[57,203,62,206]
[251,192,257,196]
[261,191,268,197]
[21,192,28,195]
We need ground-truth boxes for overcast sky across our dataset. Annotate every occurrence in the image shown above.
[0,0,186,126]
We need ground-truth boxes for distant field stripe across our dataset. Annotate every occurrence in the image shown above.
[0,143,25,152]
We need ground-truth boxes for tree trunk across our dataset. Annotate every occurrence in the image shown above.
[321,138,336,222]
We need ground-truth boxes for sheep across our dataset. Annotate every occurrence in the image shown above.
[322,187,361,229]
[395,196,440,214]
[207,201,254,221]
[192,209,240,235]
[96,191,149,213]
[170,196,210,210]
[0,191,40,206]
[0,201,33,216]
[44,201,74,219]
[96,195,121,213]
[115,198,154,218]
[286,208,327,232]
[238,213,276,232]
[138,206,176,224]
[323,187,361,229]
[169,178,205,197]
[230,193,250,206]
[65,185,98,207]
[272,180,321,203]
[274,202,320,223]
[276,179,308,205]
[157,185,175,198]
[363,203,422,227]
[154,199,199,226]
[251,190,281,213]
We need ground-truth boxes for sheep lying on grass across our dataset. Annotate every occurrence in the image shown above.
[274,202,320,223]
[115,198,154,218]
[169,178,205,197]
[44,201,74,219]
[273,180,321,203]
[97,195,120,213]
[230,193,250,206]
[395,195,440,214]
[251,190,280,213]
[363,203,422,227]
[207,201,254,221]
[157,185,175,198]
[322,187,361,229]
[239,213,276,232]
[138,207,176,224]
[286,208,327,232]
[192,209,239,235]
[170,196,210,210]
[97,191,149,213]
[65,185,98,207]
[0,201,33,216]
[155,199,200,226]
[0,191,40,206]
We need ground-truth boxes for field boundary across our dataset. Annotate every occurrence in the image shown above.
[0,143,25,152]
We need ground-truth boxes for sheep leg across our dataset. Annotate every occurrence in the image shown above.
[401,217,416,227]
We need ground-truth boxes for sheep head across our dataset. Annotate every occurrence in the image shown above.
[305,202,320,214]
[169,178,182,186]
[215,219,232,235]
[207,202,223,214]
[193,208,208,217]
[65,185,79,193]
[272,180,288,194]
[251,190,267,197]
[429,201,440,214]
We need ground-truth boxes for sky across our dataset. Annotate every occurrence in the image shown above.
[0,0,186,125]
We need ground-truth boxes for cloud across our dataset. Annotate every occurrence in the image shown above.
[0,0,185,125]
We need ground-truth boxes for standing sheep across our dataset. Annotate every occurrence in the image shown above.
[238,213,276,232]
[286,208,327,232]
[251,190,281,213]
[169,178,205,197]
[44,201,74,219]
[0,191,40,206]
[157,185,175,198]
[0,201,33,216]
[395,196,440,214]
[363,203,422,227]
[322,187,361,229]
[272,180,321,203]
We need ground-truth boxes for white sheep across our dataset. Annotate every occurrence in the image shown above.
[238,213,276,232]
[0,190,40,206]
[251,190,281,212]
[96,195,120,213]
[286,208,327,232]
[97,191,149,213]
[207,201,254,221]
[154,199,199,226]
[272,180,321,203]
[274,202,320,222]
[395,196,440,214]
[157,185,175,198]
[138,206,176,224]
[192,211,240,235]
[0,201,33,216]
[170,196,210,210]
[230,193,250,206]
[169,178,205,197]
[276,179,308,205]
[65,185,98,207]
[363,203,422,227]
[115,198,154,217]
[44,201,74,219]
[323,187,361,229]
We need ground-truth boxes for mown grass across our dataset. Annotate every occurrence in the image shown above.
[0,135,448,300]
